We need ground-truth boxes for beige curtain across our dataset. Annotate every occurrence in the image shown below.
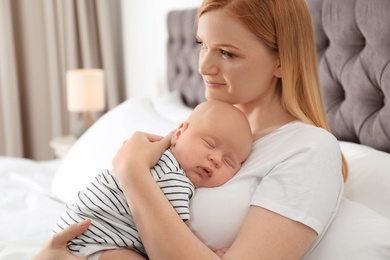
[0,0,125,160]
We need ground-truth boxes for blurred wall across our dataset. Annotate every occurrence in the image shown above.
[122,0,201,99]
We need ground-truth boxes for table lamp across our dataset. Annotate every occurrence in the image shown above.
[66,69,105,138]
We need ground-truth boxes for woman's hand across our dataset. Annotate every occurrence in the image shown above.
[33,219,91,260]
[112,131,173,186]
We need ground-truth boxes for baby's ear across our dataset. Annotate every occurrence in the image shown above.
[171,122,188,146]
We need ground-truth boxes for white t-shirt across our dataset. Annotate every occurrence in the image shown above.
[187,121,344,258]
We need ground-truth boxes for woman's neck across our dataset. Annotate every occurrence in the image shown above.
[236,97,296,141]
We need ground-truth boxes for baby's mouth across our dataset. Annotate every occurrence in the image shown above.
[196,166,212,178]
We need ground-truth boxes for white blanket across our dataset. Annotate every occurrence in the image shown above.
[0,158,63,259]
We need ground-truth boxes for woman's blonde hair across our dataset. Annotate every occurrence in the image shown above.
[198,0,348,181]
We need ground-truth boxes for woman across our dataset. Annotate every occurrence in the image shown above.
[36,0,348,259]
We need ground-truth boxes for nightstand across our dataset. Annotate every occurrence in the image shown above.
[50,135,76,159]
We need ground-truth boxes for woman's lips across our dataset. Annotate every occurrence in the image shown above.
[204,80,225,88]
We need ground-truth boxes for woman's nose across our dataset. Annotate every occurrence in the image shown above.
[208,154,221,168]
[198,51,218,76]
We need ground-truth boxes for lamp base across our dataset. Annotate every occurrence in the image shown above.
[71,112,95,138]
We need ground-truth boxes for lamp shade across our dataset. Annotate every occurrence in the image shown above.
[66,69,105,112]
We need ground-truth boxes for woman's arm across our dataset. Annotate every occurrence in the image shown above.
[112,131,318,260]
[226,206,317,259]
[113,131,220,259]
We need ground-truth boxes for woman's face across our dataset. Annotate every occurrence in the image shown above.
[197,10,281,109]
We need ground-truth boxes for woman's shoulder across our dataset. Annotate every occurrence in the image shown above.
[249,121,341,167]
[260,120,339,150]
[291,121,339,150]
[280,120,335,136]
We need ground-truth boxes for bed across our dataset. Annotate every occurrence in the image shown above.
[1,0,390,259]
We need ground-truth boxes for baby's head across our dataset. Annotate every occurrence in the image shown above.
[170,100,252,188]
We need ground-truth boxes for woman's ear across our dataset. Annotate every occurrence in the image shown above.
[274,58,282,78]
[171,122,188,146]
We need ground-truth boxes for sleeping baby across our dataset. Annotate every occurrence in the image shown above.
[52,100,252,259]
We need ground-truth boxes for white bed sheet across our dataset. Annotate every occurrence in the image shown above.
[0,157,63,260]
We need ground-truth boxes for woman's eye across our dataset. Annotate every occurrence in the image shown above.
[220,49,234,58]
[196,40,207,49]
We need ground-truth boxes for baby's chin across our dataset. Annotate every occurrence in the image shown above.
[186,171,203,188]
[187,173,227,189]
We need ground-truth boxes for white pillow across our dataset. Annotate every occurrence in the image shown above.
[51,96,182,203]
[153,90,193,124]
[308,143,390,259]
[308,198,390,259]
[339,141,390,218]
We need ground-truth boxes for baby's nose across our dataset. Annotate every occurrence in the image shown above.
[208,154,221,167]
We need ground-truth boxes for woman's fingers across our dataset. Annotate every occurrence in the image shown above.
[143,130,174,155]
[33,219,91,260]
[145,130,174,143]
[143,132,165,142]
[160,130,175,148]
[118,131,173,160]
[52,219,91,245]
[113,130,175,180]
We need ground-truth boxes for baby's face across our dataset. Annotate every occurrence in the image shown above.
[170,118,252,188]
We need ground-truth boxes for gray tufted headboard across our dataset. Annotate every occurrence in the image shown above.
[307,0,390,152]
[167,9,205,108]
[166,0,390,152]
